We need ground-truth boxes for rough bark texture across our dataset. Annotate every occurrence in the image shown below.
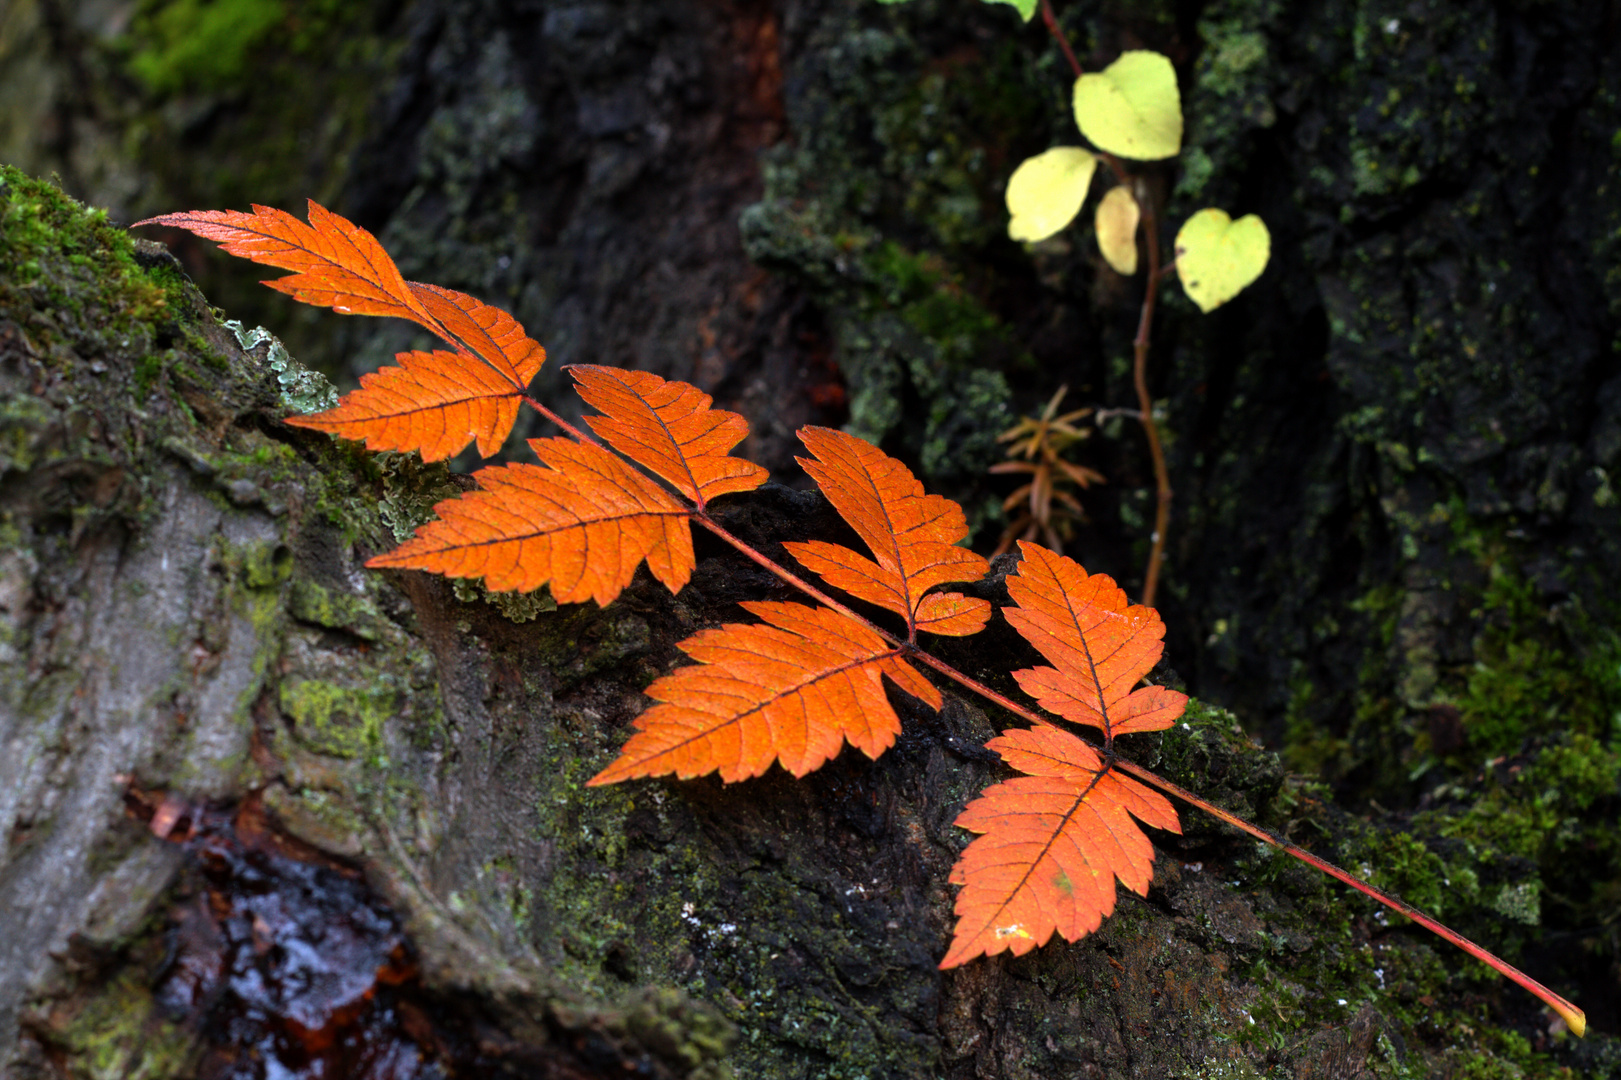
[2,0,1620,1076]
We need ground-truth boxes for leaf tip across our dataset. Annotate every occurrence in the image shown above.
[583,765,622,788]
[1563,1005,1587,1039]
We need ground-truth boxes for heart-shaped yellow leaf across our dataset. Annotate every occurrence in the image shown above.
[1005,148,1099,243]
[1174,208,1270,313]
[1094,186,1140,275]
[1072,51,1182,161]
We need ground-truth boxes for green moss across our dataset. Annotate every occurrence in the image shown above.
[1429,732,1621,866]
[224,540,292,590]
[1453,567,1621,759]
[52,968,195,1080]
[263,783,365,855]
[845,242,1016,494]
[1150,696,1287,830]
[122,0,365,98]
[279,677,397,761]
[0,167,179,337]
[288,578,388,641]
[622,988,736,1077]
[126,0,288,95]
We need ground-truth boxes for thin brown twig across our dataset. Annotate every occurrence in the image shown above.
[1132,187,1172,608]
[523,394,594,444]
[1034,1,1170,605]
[1038,0,1083,80]
[1107,757,1586,1036]
[1037,0,1129,187]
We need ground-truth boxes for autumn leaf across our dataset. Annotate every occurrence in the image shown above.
[135,202,433,324]
[1174,208,1271,313]
[408,281,545,389]
[785,427,991,638]
[366,437,691,606]
[940,724,1180,967]
[279,349,526,460]
[940,542,1186,966]
[588,601,940,784]
[1005,147,1098,243]
[1071,51,1182,161]
[134,202,544,461]
[1094,185,1140,276]
[569,365,768,507]
[1003,542,1186,739]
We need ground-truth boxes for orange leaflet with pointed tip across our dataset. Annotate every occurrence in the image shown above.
[940,724,1180,967]
[366,437,691,606]
[588,601,940,785]
[1003,541,1187,738]
[569,366,768,506]
[408,282,545,388]
[135,202,432,324]
[135,203,544,461]
[283,349,524,461]
[783,427,991,638]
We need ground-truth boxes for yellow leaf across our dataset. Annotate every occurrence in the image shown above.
[1094,186,1140,275]
[1174,208,1270,313]
[1006,148,1098,243]
[1072,51,1182,161]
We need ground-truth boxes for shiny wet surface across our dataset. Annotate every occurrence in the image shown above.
[140,795,442,1079]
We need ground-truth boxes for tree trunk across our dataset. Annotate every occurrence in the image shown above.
[2,0,1619,1075]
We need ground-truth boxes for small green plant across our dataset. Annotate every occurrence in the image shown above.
[1009,31,1268,606]
[896,0,1271,604]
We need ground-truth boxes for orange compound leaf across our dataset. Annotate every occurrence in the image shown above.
[284,350,526,461]
[588,601,941,785]
[366,437,692,606]
[1003,542,1187,739]
[135,202,433,327]
[569,366,767,507]
[784,427,991,638]
[940,725,1180,968]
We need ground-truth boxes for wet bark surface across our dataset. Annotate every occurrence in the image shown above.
[3,0,1621,1076]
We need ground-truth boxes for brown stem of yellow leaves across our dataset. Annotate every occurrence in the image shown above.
[1037,3,1171,606]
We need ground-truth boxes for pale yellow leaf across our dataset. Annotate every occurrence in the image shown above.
[1072,51,1182,161]
[1094,186,1140,275]
[1006,148,1098,243]
[1174,208,1270,313]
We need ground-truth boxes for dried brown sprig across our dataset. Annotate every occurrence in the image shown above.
[989,385,1105,557]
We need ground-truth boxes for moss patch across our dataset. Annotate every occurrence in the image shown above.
[0,166,181,342]
[125,0,289,96]
[47,968,195,1080]
[278,677,398,761]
